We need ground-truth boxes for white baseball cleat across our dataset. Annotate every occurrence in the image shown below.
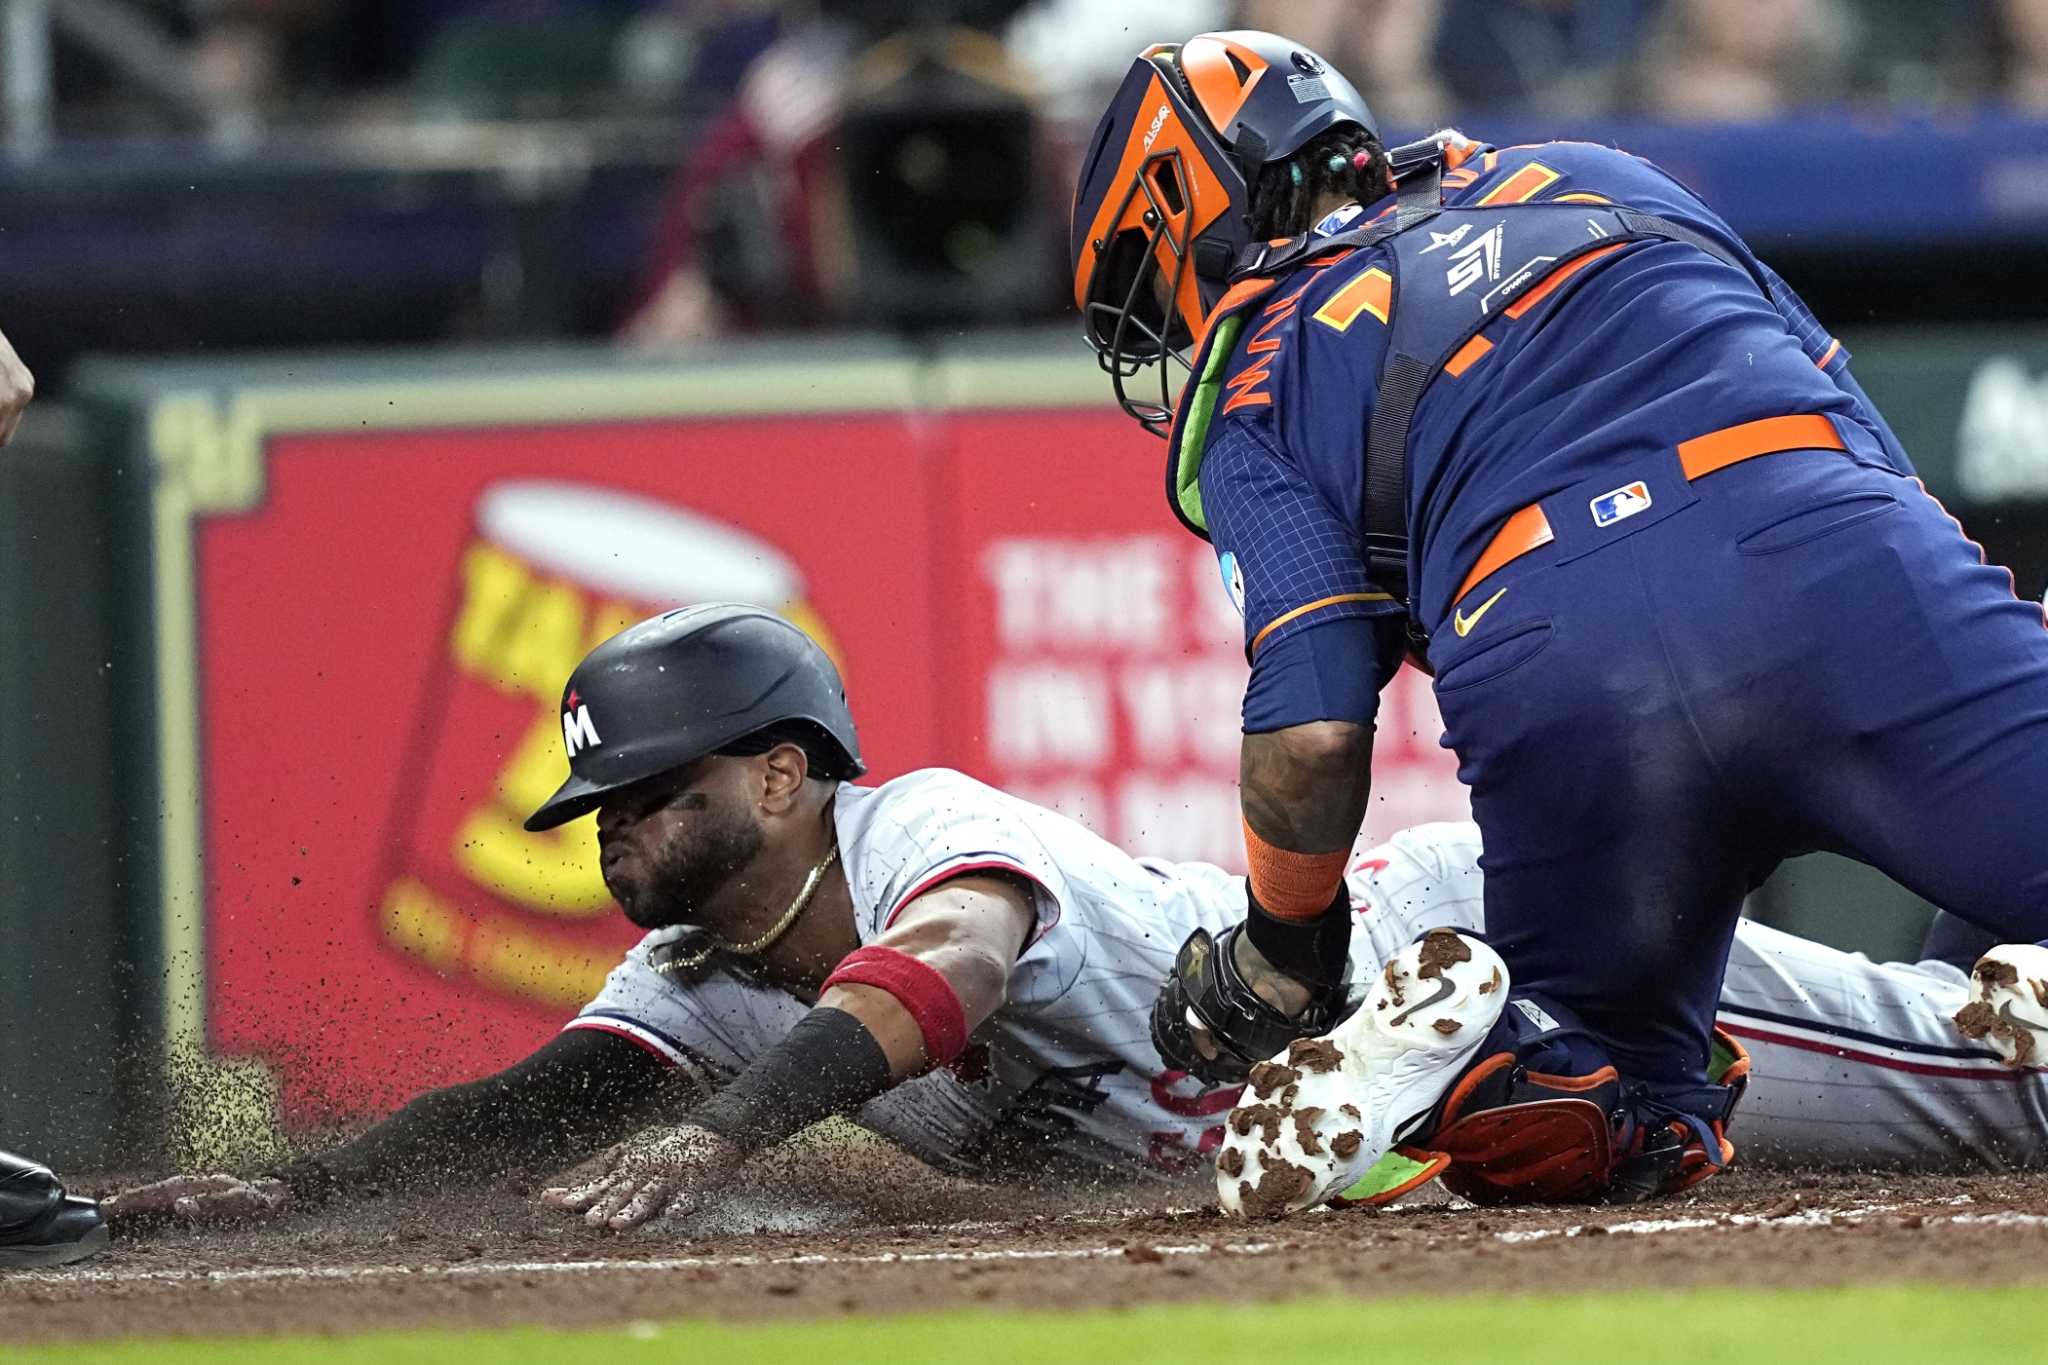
[1215,928,1509,1218]
[1955,944,2048,1068]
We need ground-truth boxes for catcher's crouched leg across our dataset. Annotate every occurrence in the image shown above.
[1208,938,1754,1217]
[1418,1006,1752,1207]
[1151,921,1351,1088]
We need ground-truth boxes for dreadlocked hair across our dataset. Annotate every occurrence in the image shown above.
[1247,124,1392,242]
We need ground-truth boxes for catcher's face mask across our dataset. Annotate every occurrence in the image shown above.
[1071,32,1381,439]
[1070,44,1251,438]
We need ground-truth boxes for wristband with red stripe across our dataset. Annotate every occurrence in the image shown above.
[823,945,969,1067]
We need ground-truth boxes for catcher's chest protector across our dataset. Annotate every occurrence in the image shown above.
[1170,154,1759,637]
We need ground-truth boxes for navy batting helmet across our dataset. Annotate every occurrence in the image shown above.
[524,604,865,832]
[1070,30,1377,434]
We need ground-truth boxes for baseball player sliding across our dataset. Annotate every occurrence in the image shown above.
[111,607,2048,1229]
[1070,30,2048,1212]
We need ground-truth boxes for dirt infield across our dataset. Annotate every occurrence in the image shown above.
[6,1159,2048,1345]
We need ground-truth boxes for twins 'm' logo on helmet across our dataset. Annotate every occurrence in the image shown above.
[561,687,602,757]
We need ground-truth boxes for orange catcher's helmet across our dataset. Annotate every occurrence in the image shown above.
[1070,31,1378,436]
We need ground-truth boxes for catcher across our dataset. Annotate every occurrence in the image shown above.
[108,606,2048,1229]
[1069,30,2048,1211]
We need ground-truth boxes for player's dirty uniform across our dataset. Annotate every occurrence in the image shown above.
[569,769,2048,1179]
[1178,135,2048,1094]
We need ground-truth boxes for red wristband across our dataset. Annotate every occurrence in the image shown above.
[823,946,969,1067]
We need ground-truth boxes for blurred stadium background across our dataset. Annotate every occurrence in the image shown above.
[5,0,2048,1173]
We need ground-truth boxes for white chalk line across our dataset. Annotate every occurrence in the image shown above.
[3,1240,1281,1289]
[6,1195,2019,1290]
[1949,1211,2048,1229]
[1494,1194,1984,1245]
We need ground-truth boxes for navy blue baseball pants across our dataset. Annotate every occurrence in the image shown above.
[1428,445,2048,1088]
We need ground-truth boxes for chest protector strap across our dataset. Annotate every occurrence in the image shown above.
[1166,143,1450,542]
[1182,145,1767,634]
[1351,174,1764,622]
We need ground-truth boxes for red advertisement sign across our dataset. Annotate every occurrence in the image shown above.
[191,401,1466,1125]
[196,415,941,1118]
[937,409,1468,869]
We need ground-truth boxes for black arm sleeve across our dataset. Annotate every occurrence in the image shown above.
[690,1007,893,1155]
[274,1028,691,1203]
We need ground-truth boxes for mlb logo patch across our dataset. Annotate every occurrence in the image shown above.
[1590,480,1653,528]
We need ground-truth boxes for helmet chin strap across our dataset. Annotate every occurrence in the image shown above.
[658,843,842,975]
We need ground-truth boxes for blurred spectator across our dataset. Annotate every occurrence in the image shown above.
[66,0,703,128]
[0,328,33,448]
[1432,0,1655,117]
[183,0,733,122]
[618,12,855,344]
[1841,0,1989,106]
[1004,0,1227,122]
[184,1,310,118]
[1635,0,1853,122]
[622,4,1054,345]
[1234,0,1449,127]
[400,0,676,119]
[1993,0,2048,112]
[653,1,783,107]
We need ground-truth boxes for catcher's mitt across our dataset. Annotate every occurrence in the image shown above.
[1150,924,1353,1086]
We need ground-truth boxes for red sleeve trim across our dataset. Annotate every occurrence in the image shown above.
[560,1019,679,1069]
[883,858,1046,930]
[1718,1022,2041,1083]
[824,946,969,1067]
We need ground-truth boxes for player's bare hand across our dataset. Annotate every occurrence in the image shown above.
[102,1173,288,1224]
[0,327,33,446]
[540,1123,742,1231]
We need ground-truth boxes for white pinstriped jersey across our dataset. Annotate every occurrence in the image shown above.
[567,773,2048,1178]
[569,768,1249,1178]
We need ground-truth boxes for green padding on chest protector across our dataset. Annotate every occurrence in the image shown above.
[1169,312,1249,536]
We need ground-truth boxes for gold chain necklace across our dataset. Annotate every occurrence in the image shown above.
[656,843,841,975]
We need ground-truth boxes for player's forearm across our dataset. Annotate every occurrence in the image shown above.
[683,964,1005,1157]
[276,1083,567,1202]
[822,909,1016,1074]
[277,1031,678,1201]
[689,878,1031,1156]
[1241,721,1374,852]
[683,1006,895,1156]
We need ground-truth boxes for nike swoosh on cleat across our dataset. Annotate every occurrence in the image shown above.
[1997,1001,2048,1034]
[1387,974,1456,1027]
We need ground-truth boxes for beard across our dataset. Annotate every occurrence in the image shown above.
[605,800,765,931]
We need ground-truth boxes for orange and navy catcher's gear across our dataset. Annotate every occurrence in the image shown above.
[1169,135,1906,660]
[1400,995,1752,1206]
[1070,30,1376,435]
[1138,126,2048,1115]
